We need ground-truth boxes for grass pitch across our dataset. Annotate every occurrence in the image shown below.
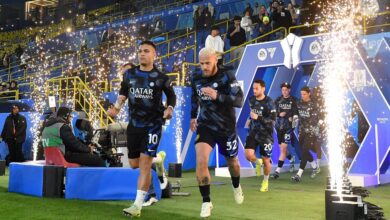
[0,167,389,220]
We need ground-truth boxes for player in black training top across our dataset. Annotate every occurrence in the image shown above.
[190,47,244,218]
[244,79,276,192]
[108,41,176,217]
[291,86,320,183]
[271,82,299,179]
[312,86,325,170]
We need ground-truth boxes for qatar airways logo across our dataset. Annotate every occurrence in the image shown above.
[130,87,154,99]
[298,109,310,118]
[279,103,292,109]
[197,90,212,101]
[252,108,263,116]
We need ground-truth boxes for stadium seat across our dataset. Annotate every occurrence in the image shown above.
[44,147,80,168]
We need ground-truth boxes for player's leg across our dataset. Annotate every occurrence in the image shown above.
[129,158,140,169]
[221,133,243,204]
[245,135,263,176]
[123,153,154,217]
[260,140,273,192]
[225,156,244,204]
[123,132,143,217]
[292,134,310,182]
[196,142,214,218]
[285,130,296,173]
[143,151,167,207]
[309,137,319,179]
[195,125,215,218]
[271,131,286,179]
[127,126,141,169]
[315,138,322,172]
[124,126,161,217]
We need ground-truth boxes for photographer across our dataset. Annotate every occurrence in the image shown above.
[41,107,105,167]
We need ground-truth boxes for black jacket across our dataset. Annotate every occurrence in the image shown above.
[227,26,246,46]
[1,113,27,143]
[44,117,90,154]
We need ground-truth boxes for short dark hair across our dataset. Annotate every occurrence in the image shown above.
[254,79,265,87]
[211,26,220,32]
[233,16,241,21]
[280,82,291,89]
[301,86,311,93]
[57,106,72,120]
[140,40,157,51]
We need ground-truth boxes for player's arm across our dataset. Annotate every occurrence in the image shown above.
[190,79,199,131]
[274,98,280,115]
[216,73,243,108]
[162,77,176,119]
[262,99,277,125]
[291,98,299,128]
[108,71,129,117]
[310,104,321,136]
[245,118,251,128]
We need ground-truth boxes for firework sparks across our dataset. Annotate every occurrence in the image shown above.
[316,0,379,193]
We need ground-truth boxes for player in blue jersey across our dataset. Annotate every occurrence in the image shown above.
[108,41,176,217]
[271,82,299,179]
[190,47,244,218]
[244,80,276,192]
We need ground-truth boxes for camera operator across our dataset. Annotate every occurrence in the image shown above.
[41,107,105,167]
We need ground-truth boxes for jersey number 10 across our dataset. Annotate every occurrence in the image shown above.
[148,134,159,145]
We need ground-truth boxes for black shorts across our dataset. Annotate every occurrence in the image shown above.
[195,125,238,158]
[245,135,273,158]
[276,128,293,144]
[298,132,318,151]
[127,124,162,159]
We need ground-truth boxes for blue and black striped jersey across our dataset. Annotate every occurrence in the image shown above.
[191,69,243,136]
[248,96,276,139]
[297,99,319,136]
[119,66,176,128]
[274,96,298,131]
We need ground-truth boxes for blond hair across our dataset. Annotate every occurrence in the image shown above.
[199,47,217,58]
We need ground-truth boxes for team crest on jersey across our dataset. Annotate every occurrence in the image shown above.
[149,82,155,87]
[212,82,218,88]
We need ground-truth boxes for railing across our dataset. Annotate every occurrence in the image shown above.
[288,22,322,35]
[0,90,19,101]
[0,20,72,56]
[0,81,37,101]
[363,11,390,34]
[179,27,288,83]
[223,27,287,66]
[84,0,189,29]
[1,25,197,85]
[181,62,199,86]
[45,76,114,127]
[156,30,196,56]
[156,44,197,64]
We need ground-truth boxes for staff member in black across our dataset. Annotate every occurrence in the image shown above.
[1,105,26,165]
